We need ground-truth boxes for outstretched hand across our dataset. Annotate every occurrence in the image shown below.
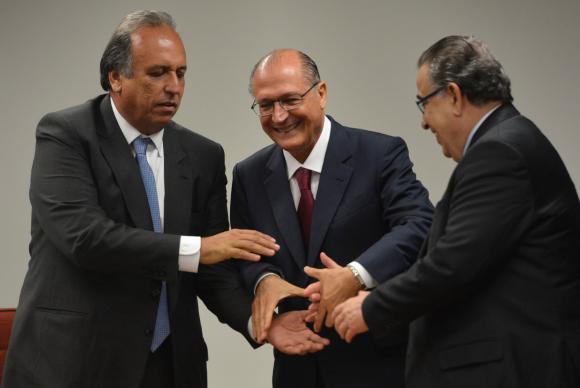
[267,310,330,355]
[304,253,362,332]
[200,229,279,265]
[253,275,305,343]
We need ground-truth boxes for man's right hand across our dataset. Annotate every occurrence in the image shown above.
[253,275,305,343]
[267,310,330,355]
[200,229,280,265]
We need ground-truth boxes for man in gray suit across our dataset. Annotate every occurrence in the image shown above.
[333,35,580,388]
[1,10,285,388]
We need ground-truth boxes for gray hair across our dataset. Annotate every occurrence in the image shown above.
[418,35,513,105]
[249,49,321,95]
[99,10,176,91]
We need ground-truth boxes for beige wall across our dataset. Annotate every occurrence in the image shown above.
[1,0,578,386]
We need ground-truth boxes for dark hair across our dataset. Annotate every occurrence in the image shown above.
[249,49,321,95]
[99,10,176,91]
[418,35,513,105]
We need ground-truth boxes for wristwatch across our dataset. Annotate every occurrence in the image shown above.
[347,264,366,290]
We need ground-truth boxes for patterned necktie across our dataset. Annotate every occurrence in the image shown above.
[295,167,315,249]
[133,137,170,352]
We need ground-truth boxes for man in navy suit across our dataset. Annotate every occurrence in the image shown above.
[333,35,580,388]
[230,49,433,388]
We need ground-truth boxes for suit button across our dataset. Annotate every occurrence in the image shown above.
[158,270,166,277]
[145,328,153,335]
[151,289,161,298]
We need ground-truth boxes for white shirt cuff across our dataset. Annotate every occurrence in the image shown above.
[348,261,378,289]
[178,236,201,273]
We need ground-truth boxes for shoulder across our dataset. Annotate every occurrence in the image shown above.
[36,95,107,144]
[330,117,407,152]
[166,122,225,155]
[234,143,279,173]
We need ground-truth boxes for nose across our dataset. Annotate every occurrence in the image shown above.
[164,72,182,95]
[271,102,288,123]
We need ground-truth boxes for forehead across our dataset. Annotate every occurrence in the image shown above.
[252,54,308,98]
[130,25,186,66]
[416,64,434,94]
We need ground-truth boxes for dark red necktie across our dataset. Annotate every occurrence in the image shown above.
[295,167,315,249]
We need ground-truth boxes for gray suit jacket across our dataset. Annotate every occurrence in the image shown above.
[364,104,580,388]
[2,95,253,388]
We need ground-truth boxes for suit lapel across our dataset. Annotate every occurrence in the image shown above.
[97,96,153,230]
[264,149,307,269]
[425,104,520,253]
[162,127,191,313]
[307,122,353,266]
[162,128,191,236]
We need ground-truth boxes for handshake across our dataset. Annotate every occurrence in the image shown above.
[253,253,371,356]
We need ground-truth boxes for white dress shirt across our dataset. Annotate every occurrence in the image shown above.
[111,99,201,273]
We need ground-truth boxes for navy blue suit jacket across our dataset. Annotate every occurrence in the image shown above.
[231,117,433,388]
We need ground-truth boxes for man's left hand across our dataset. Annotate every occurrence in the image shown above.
[332,291,370,343]
[304,253,363,332]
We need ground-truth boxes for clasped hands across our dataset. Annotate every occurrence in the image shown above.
[304,253,371,343]
[252,252,373,356]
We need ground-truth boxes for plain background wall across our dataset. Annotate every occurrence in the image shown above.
[1,0,578,386]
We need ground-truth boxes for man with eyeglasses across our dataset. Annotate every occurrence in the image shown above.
[230,48,433,388]
[332,36,580,388]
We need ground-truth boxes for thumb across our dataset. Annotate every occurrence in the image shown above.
[320,252,340,269]
[304,266,322,279]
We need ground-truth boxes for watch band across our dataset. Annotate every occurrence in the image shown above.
[347,264,366,290]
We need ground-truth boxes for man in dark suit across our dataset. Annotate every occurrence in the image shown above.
[1,10,284,388]
[333,35,580,388]
[230,49,433,388]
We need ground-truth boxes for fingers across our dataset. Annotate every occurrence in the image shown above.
[303,281,321,299]
[320,252,340,268]
[307,331,330,346]
[200,229,280,264]
[230,229,280,259]
[303,266,322,280]
[313,301,327,333]
[252,295,275,343]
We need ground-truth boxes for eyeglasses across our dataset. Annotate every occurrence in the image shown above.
[251,82,319,117]
[416,85,446,114]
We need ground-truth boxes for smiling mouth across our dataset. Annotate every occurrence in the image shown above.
[272,121,300,134]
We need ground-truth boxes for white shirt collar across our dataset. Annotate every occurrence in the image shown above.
[283,116,331,179]
[110,98,164,156]
[463,104,501,156]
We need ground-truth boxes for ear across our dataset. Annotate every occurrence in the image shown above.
[108,70,123,93]
[447,83,464,116]
[317,81,328,110]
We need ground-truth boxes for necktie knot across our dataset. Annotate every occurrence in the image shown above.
[295,167,312,191]
[133,136,151,156]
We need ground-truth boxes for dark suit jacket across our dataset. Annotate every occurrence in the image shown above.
[231,117,433,388]
[2,95,253,388]
[363,104,580,388]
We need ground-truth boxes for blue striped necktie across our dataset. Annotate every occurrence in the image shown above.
[133,136,170,352]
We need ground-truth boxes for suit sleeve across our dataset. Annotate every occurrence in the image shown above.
[30,112,180,280]
[230,163,284,290]
[363,140,535,335]
[194,145,257,346]
[355,137,434,283]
